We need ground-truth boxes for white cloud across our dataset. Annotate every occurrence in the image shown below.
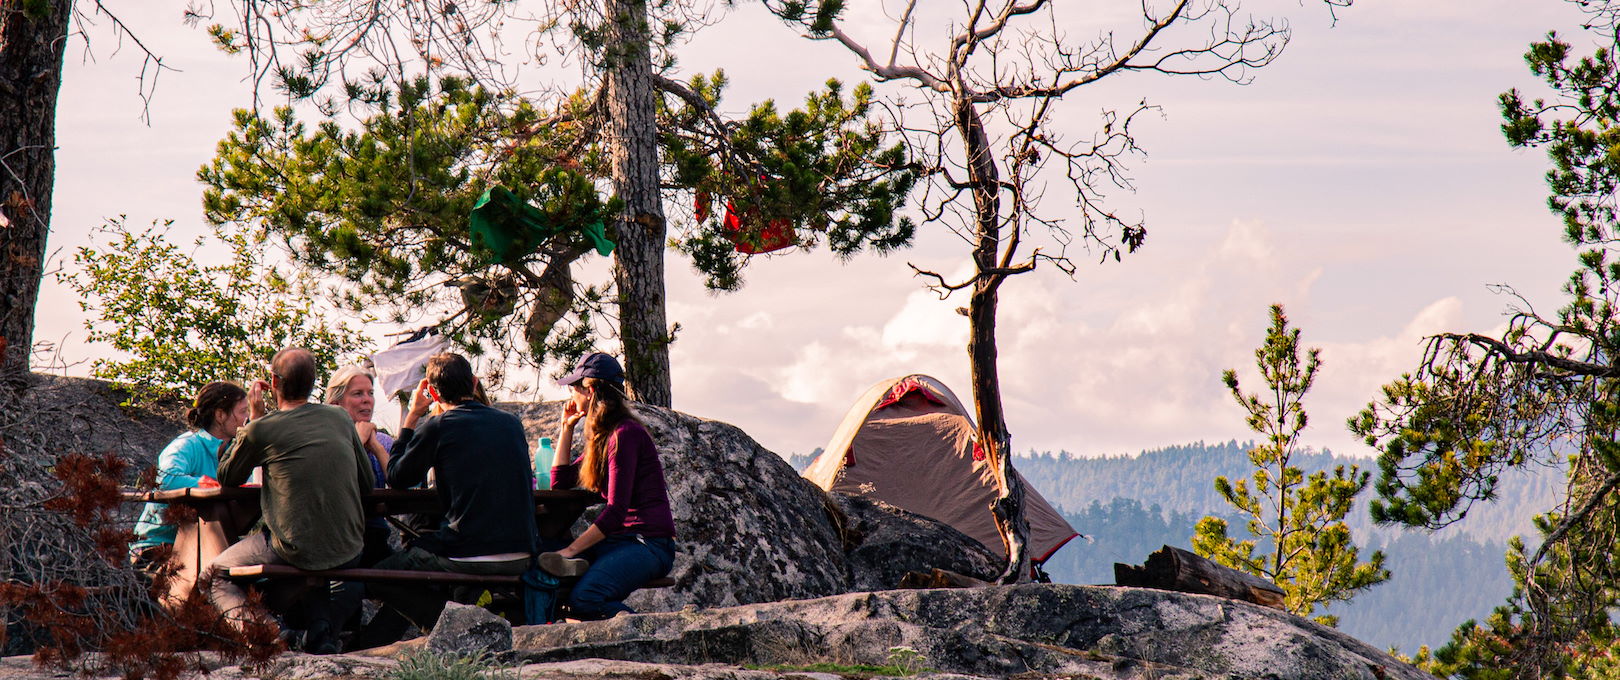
[882,290,968,350]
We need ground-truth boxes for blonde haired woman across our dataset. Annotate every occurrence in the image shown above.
[326,364,395,566]
[542,352,676,619]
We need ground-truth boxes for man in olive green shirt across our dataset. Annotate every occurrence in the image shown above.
[206,348,374,645]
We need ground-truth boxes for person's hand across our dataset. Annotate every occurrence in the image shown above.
[562,399,585,428]
[248,380,270,419]
[197,475,221,489]
[355,421,378,444]
[408,378,434,418]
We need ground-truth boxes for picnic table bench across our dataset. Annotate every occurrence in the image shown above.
[121,486,612,605]
[224,563,676,589]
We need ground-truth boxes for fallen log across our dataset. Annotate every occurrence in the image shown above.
[1114,545,1286,610]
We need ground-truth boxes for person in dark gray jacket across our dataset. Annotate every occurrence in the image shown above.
[356,353,536,647]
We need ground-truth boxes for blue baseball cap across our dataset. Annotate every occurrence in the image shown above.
[558,352,625,387]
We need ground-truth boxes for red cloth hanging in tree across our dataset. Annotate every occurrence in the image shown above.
[695,191,797,254]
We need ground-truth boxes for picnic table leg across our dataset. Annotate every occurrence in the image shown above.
[165,516,230,611]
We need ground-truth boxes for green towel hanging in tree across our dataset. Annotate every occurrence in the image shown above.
[469,186,615,264]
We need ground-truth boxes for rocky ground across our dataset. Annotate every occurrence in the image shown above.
[1,584,1436,679]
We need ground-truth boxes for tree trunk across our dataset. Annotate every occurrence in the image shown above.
[0,0,71,383]
[956,96,1030,585]
[601,0,672,407]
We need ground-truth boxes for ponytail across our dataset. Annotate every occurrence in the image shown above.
[186,381,248,431]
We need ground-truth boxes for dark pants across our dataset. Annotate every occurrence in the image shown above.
[568,535,675,620]
[352,547,527,649]
[205,532,359,649]
[359,524,396,567]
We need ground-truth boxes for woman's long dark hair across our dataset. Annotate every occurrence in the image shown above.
[579,377,637,493]
[185,381,248,432]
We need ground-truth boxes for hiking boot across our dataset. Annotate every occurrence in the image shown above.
[539,552,590,578]
[304,620,340,655]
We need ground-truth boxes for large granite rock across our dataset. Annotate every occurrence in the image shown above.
[502,400,996,611]
[425,602,512,657]
[2,375,185,656]
[24,373,188,465]
[510,585,1436,680]
[828,494,1000,591]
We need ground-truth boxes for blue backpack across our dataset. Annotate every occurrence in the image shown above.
[521,565,562,624]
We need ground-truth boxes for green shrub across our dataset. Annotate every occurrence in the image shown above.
[386,649,514,680]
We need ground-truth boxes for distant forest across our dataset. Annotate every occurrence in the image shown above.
[788,440,1560,654]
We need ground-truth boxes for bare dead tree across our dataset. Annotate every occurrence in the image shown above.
[762,0,1347,583]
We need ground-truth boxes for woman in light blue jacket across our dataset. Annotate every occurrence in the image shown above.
[129,381,251,570]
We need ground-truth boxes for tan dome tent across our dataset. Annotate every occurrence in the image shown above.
[805,375,1078,575]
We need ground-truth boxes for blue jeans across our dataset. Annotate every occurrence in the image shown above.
[569,535,675,620]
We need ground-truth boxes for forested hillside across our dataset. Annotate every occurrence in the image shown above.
[1016,441,1560,543]
[787,441,1555,653]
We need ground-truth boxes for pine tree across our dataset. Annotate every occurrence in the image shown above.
[1350,4,1620,675]
[201,76,913,388]
[1193,304,1389,625]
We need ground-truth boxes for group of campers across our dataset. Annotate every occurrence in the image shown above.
[127,349,677,653]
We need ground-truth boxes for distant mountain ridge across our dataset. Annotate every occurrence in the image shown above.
[1015,440,1560,545]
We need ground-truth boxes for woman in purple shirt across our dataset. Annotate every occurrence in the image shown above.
[542,352,676,619]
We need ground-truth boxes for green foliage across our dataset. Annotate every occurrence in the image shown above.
[200,71,916,373]
[665,72,917,291]
[1193,304,1388,625]
[56,217,366,405]
[200,76,612,370]
[386,649,514,680]
[1349,8,1620,676]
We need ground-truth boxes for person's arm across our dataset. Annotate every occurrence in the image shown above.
[247,380,269,421]
[385,418,437,489]
[559,524,606,557]
[216,425,262,487]
[386,377,438,489]
[586,425,638,535]
[356,421,390,473]
[401,378,434,432]
[153,436,206,490]
[372,431,395,481]
[549,400,586,488]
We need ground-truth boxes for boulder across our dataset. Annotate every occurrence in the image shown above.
[510,585,1437,680]
[25,373,188,465]
[828,494,1000,591]
[504,401,997,612]
[2,375,185,656]
[425,602,513,657]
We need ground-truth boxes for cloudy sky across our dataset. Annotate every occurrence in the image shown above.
[36,0,1592,458]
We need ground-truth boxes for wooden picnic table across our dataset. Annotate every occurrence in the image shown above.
[121,486,602,606]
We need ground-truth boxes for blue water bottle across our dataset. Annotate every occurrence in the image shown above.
[534,437,554,490]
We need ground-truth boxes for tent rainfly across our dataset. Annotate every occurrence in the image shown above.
[804,375,1078,570]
